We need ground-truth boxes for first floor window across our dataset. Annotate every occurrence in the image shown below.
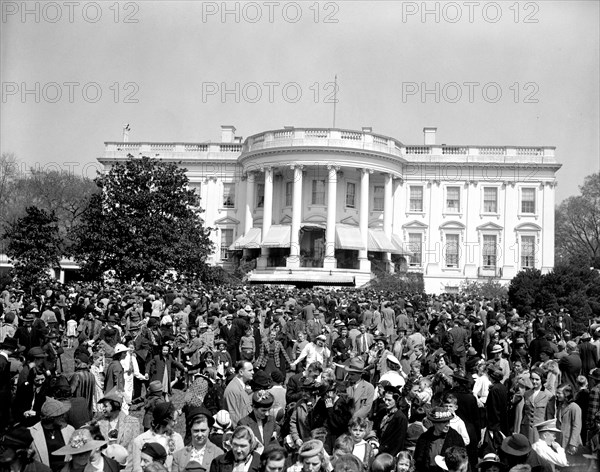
[483,187,498,213]
[409,186,423,212]
[285,182,293,206]
[221,229,233,260]
[482,235,497,268]
[521,236,536,268]
[346,182,356,208]
[408,233,422,266]
[256,183,265,208]
[312,180,325,205]
[445,234,460,268]
[223,183,235,208]
[521,188,536,214]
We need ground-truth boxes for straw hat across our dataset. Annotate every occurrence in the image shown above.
[52,429,106,455]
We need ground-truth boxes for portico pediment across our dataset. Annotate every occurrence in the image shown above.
[439,221,466,230]
[215,216,240,225]
[476,222,503,231]
[515,222,541,231]
[340,216,359,226]
[280,214,292,224]
[402,220,428,229]
[303,214,326,223]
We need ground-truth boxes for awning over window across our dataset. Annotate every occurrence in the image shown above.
[392,234,413,256]
[335,224,364,250]
[368,229,399,253]
[249,272,355,286]
[261,225,291,248]
[229,227,262,250]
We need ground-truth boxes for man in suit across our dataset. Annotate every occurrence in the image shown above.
[447,319,469,370]
[353,324,374,359]
[345,358,374,419]
[172,406,224,472]
[223,360,254,427]
[220,314,240,364]
[559,341,582,391]
[238,391,279,454]
[15,313,38,352]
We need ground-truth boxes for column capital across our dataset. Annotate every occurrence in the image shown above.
[327,164,341,172]
[260,165,273,173]
[290,164,304,171]
[360,168,374,175]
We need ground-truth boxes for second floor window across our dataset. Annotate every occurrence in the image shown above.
[445,234,460,268]
[346,182,356,208]
[521,235,536,268]
[521,188,536,213]
[312,180,325,205]
[482,235,497,268]
[409,186,423,212]
[446,186,460,212]
[483,187,498,213]
[220,229,233,260]
[223,183,235,208]
[408,233,422,266]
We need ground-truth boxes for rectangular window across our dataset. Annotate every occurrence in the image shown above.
[312,180,325,205]
[220,229,233,260]
[345,182,356,208]
[483,187,498,213]
[373,186,384,211]
[285,182,293,206]
[521,188,536,213]
[256,184,265,208]
[482,235,497,268]
[222,183,235,208]
[446,186,460,212]
[521,236,536,268]
[409,186,423,212]
[408,233,422,267]
[445,234,460,268]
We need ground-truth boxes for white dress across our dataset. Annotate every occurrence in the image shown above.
[120,352,145,413]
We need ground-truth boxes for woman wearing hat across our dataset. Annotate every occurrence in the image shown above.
[476,453,507,472]
[29,398,75,469]
[147,344,188,401]
[287,439,330,472]
[52,428,120,472]
[105,344,127,394]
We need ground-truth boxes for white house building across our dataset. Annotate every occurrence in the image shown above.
[98,125,561,293]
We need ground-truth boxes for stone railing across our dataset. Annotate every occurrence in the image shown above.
[102,142,242,160]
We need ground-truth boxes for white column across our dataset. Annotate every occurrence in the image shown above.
[383,173,393,272]
[257,167,273,269]
[359,169,371,272]
[324,165,338,269]
[244,172,255,234]
[287,165,303,269]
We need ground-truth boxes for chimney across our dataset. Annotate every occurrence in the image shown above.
[221,125,236,143]
[362,127,372,133]
[423,127,437,145]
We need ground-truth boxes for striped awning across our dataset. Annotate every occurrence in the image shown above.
[392,234,413,256]
[249,272,355,286]
[368,229,400,253]
[261,225,291,248]
[335,224,364,250]
[229,227,261,250]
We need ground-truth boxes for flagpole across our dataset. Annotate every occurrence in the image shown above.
[333,74,337,128]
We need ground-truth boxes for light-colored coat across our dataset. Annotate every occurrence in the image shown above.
[97,411,141,449]
[223,377,251,427]
[29,422,74,467]
[520,389,556,443]
[557,401,583,449]
[171,440,223,472]
[347,379,375,419]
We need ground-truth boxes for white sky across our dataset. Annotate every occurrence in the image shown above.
[1,0,599,201]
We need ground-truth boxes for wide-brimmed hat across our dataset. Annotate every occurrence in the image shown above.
[373,335,387,344]
[589,368,600,381]
[517,376,533,389]
[298,439,323,458]
[28,347,47,359]
[385,354,401,366]
[501,434,531,456]
[153,402,176,424]
[214,410,232,429]
[148,380,163,393]
[112,344,129,356]
[251,371,272,390]
[490,344,503,354]
[535,419,561,433]
[0,336,24,352]
[103,444,128,466]
[0,426,33,449]
[477,453,507,470]
[345,357,365,373]
[98,388,124,406]
[451,369,472,384]
[252,390,274,408]
[52,428,106,456]
[581,332,592,340]
[41,397,70,418]
[214,338,227,347]
[141,442,167,462]
[427,407,454,423]
[315,334,327,342]
[198,322,209,330]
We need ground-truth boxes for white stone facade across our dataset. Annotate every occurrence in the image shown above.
[98,126,561,293]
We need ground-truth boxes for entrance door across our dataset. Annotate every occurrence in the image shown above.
[299,227,325,267]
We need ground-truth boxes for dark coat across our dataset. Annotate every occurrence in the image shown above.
[579,341,598,376]
[487,381,509,435]
[147,354,186,395]
[377,408,409,456]
[559,352,582,391]
[209,451,261,472]
[238,411,279,449]
[414,427,465,472]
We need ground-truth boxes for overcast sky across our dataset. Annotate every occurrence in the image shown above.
[2,0,598,201]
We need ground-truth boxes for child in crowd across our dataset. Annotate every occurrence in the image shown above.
[90,351,105,412]
[442,393,470,445]
[214,339,232,378]
[143,380,164,431]
[348,417,375,469]
[417,377,433,405]
[66,314,78,348]
[239,326,256,362]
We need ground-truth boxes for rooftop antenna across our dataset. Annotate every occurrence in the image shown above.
[332,74,338,128]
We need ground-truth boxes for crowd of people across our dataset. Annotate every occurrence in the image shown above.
[1,281,600,472]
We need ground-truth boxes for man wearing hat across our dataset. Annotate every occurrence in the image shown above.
[18,346,48,389]
[105,343,128,393]
[290,334,331,370]
[97,387,141,450]
[51,428,119,471]
[0,425,52,471]
[414,407,465,472]
[345,357,374,419]
[579,331,598,377]
[29,397,74,469]
[587,368,600,436]
[15,313,38,352]
[172,406,223,472]
[220,313,241,365]
[500,433,553,472]
[530,420,568,469]
[238,390,278,454]
[558,341,582,391]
